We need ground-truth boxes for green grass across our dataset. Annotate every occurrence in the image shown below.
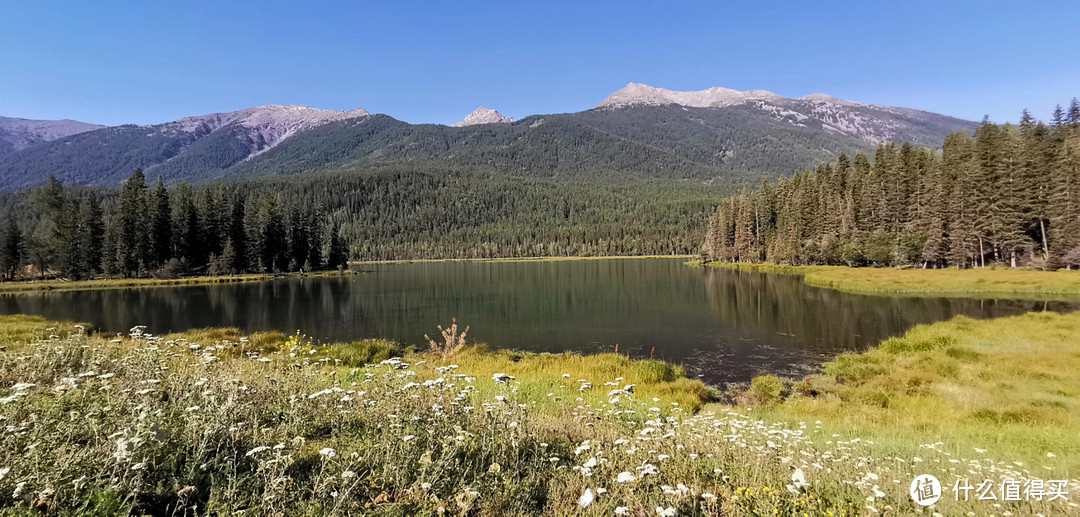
[0,270,359,295]
[742,311,1080,479]
[694,260,1080,299]
[1,314,1076,515]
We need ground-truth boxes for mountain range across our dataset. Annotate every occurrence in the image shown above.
[0,84,978,190]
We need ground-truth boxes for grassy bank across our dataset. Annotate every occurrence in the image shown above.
[739,311,1080,512]
[350,255,694,266]
[1,315,1076,515]
[694,260,1080,298]
[0,269,358,295]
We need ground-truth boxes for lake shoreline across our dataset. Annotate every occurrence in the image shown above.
[691,260,1080,299]
[0,256,695,295]
[349,254,694,266]
[0,269,360,295]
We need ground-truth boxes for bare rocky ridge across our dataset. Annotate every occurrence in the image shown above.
[596,83,962,144]
[0,116,103,156]
[166,104,371,157]
[452,107,513,127]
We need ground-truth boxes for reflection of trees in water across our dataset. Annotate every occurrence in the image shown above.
[2,261,1076,386]
[701,269,1079,354]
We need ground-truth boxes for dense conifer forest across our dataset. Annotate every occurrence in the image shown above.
[704,101,1080,269]
[0,165,723,280]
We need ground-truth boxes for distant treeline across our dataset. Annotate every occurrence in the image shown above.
[704,101,1080,269]
[0,165,723,280]
[0,170,347,280]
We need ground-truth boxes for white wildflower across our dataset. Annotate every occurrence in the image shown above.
[578,488,595,508]
[492,373,515,384]
[246,446,271,457]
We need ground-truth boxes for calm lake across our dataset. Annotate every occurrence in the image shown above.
[2,258,1075,384]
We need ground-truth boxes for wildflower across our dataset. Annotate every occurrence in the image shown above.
[787,467,810,494]
[616,471,636,483]
[0,467,8,480]
[578,488,595,508]
[319,447,338,458]
[702,492,717,501]
[656,507,676,516]
[245,444,270,457]
[488,463,501,474]
[12,383,35,391]
[131,463,147,471]
[185,406,199,412]
[421,482,432,490]
[403,435,415,442]
[341,471,356,479]
[492,373,515,384]
[308,389,333,399]
[615,507,629,515]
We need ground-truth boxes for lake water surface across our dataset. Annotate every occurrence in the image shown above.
[2,259,1075,384]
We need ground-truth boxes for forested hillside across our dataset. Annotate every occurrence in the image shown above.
[0,93,976,190]
[0,166,722,280]
[703,101,1080,269]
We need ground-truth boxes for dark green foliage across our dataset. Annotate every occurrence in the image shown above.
[704,103,1080,270]
[0,214,21,279]
[148,177,172,269]
[111,169,148,277]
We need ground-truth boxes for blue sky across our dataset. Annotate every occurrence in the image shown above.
[1,1,1077,126]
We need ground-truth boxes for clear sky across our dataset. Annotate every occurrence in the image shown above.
[1,1,1077,126]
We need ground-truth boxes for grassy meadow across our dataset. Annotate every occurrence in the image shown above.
[0,313,1078,515]
[693,261,1080,299]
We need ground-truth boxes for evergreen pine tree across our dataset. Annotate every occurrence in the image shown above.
[148,177,172,269]
[113,169,148,277]
[0,215,23,280]
[326,221,347,270]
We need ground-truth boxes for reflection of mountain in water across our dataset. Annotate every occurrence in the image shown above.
[0,259,1074,386]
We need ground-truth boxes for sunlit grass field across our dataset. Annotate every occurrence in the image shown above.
[750,311,1080,476]
[695,261,1080,299]
[0,314,1077,515]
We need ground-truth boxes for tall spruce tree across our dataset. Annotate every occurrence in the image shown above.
[148,177,172,269]
[112,169,148,277]
[0,214,22,280]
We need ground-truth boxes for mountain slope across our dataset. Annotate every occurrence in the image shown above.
[0,105,368,188]
[0,86,977,189]
[0,116,103,158]
[597,83,975,145]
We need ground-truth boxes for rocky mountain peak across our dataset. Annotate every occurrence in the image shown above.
[597,83,782,109]
[453,107,513,127]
